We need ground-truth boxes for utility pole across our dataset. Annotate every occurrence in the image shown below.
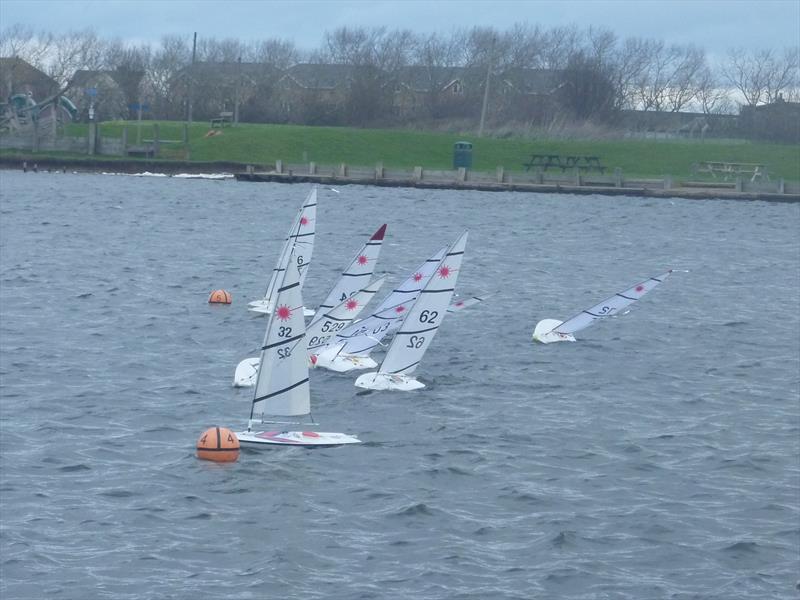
[187,32,197,124]
[478,36,495,138]
[234,55,241,126]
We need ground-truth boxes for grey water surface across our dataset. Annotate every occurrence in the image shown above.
[1,171,798,599]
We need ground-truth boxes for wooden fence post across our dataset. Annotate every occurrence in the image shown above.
[153,123,160,157]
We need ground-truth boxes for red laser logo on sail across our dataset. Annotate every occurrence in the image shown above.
[438,265,451,278]
[346,299,359,311]
[300,216,309,226]
[276,305,292,321]
[357,255,368,265]
[635,285,645,293]
[412,272,423,282]
[395,305,406,313]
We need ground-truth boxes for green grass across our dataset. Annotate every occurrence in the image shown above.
[48,120,800,182]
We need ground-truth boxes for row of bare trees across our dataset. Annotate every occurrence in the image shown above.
[1,23,797,127]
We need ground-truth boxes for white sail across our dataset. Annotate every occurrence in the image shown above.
[533,270,674,343]
[248,187,317,314]
[447,291,495,313]
[310,224,386,321]
[319,246,448,362]
[354,231,467,390]
[250,256,310,419]
[307,275,386,352]
[233,276,386,388]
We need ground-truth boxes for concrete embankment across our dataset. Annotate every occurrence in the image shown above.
[2,156,797,202]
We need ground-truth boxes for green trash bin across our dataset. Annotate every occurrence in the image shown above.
[453,141,473,169]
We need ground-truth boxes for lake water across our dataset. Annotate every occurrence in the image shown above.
[1,171,798,599]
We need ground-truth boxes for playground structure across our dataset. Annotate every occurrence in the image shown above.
[0,91,78,136]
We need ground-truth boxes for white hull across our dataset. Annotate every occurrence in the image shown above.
[248,300,315,317]
[354,371,425,391]
[313,350,378,373]
[236,429,361,447]
[233,357,260,387]
[532,319,576,344]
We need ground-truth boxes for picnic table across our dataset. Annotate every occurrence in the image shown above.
[523,154,606,173]
[693,161,769,182]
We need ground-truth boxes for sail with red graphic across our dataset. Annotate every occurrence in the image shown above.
[533,270,674,343]
[354,231,468,391]
[310,224,387,322]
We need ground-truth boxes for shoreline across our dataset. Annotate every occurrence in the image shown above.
[2,155,797,202]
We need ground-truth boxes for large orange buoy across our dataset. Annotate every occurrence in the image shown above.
[196,426,240,462]
[208,289,232,304]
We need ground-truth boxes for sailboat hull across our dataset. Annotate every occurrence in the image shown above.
[532,319,576,344]
[233,357,260,387]
[236,429,362,447]
[354,372,426,391]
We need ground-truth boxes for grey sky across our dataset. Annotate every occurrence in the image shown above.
[1,0,798,64]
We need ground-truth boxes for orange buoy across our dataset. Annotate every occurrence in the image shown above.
[208,289,232,304]
[196,426,240,462]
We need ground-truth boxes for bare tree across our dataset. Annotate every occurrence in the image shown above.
[147,35,191,119]
[763,46,799,103]
[48,29,106,89]
[721,47,798,106]
[540,25,582,69]
[252,38,300,68]
[609,37,653,110]
[103,40,150,118]
[695,66,734,114]
[0,24,54,69]
[662,44,706,112]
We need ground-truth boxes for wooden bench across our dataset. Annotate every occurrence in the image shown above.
[126,144,155,158]
[210,111,233,128]
[523,154,606,173]
[693,161,769,182]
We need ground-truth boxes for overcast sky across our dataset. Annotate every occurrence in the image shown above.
[1,0,798,64]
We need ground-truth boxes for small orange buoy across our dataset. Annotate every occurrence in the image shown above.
[208,289,232,304]
[196,426,240,462]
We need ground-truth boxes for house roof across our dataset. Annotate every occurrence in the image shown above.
[283,63,381,89]
[394,66,484,93]
[499,68,564,95]
[0,56,58,98]
[186,61,283,82]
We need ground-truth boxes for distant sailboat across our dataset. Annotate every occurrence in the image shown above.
[312,246,448,373]
[233,275,386,388]
[354,231,468,391]
[447,291,495,313]
[236,248,361,447]
[249,187,317,317]
[532,269,674,344]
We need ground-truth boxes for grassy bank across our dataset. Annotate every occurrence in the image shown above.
[37,120,800,182]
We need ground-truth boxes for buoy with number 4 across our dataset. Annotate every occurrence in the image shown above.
[196,426,240,462]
